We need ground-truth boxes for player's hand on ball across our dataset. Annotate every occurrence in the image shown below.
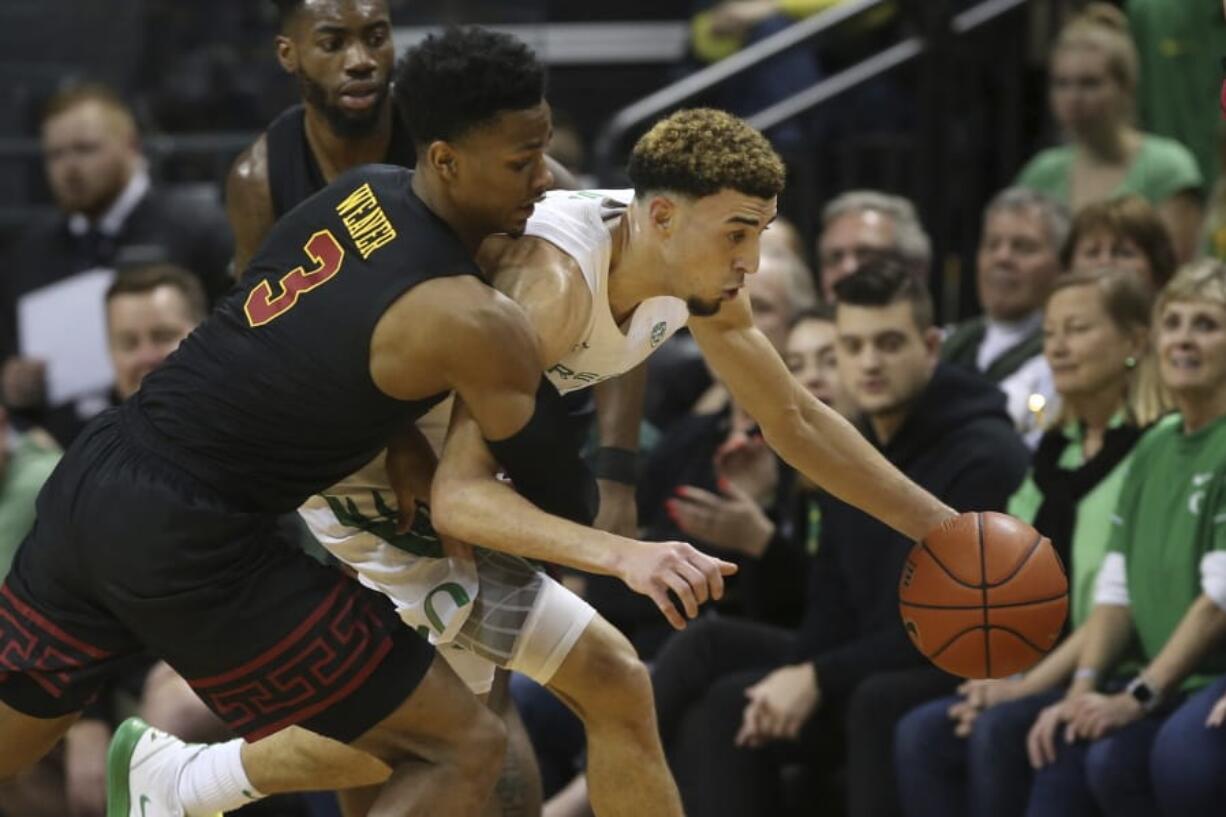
[616,539,737,629]
[735,663,819,747]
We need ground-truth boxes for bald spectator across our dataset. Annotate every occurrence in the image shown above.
[817,190,932,302]
[942,188,1069,441]
[0,84,233,445]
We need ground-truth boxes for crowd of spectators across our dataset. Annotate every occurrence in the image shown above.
[5,2,1226,817]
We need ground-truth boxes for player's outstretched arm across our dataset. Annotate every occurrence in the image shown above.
[689,294,955,542]
[225,135,276,279]
[431,398,737,630]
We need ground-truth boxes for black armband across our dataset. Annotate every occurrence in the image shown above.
[486,377,599,525]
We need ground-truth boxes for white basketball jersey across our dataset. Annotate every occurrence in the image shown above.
[524,189,690,394]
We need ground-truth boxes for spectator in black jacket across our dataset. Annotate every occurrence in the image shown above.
[0,83,233,445]
[649,258,1030,817]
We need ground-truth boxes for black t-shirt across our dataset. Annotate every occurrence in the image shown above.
[136,164,476,513]
[266,104,417,220]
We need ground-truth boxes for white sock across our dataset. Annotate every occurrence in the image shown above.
[176,739,264,816]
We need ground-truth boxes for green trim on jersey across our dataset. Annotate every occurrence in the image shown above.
[320,491,443,558]
[1107,413,1226,691]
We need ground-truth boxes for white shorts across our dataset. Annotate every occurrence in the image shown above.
[300,476,595,694]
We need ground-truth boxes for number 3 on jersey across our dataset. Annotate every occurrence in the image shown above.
[244,229,345,327]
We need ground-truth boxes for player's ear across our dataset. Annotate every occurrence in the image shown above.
[275,35,298,74]
[424,141,459,181]
[647,195,676,238]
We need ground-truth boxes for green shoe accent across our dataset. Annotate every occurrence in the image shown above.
[106,717,150,817]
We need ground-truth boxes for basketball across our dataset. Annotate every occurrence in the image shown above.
[899,511,1068,679]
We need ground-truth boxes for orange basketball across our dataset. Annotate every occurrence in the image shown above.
[899,511,1068,679]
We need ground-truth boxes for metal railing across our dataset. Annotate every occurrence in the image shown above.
[592,0,892,180]
[594,0,1031,180]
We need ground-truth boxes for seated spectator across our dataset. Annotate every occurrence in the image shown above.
[0,408,59,579]
[0,83,233,446]
[1016,3,1203,262]
[648,259,1028,817]
[895,267,1162,817]
[943,188,1069,442]
[1061,194,1177,290]
[816,190,932,302]
[1018,259,1226,817]
[105,264,207,402]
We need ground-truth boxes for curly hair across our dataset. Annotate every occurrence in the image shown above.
[392,27,545,147]
[627,108,785,200]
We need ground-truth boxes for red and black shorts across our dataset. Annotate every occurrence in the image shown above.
[0,409,434,742]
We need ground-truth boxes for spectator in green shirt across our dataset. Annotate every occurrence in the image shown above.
[1016,3,1204,265]
[895,266,1162,817]
[1022,259,1226,817]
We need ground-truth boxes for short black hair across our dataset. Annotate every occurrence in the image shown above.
[393,27,546,147]
[833,256,934,330]
[270,0,304,29]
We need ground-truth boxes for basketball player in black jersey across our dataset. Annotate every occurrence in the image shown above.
[0,27,733,817]
[223,5,620,814]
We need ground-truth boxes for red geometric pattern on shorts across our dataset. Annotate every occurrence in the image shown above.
[0,583,113,698]
[187,577,394,740]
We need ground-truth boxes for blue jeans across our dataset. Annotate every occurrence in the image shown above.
[1151,676,1226,817]
[1025,709,1169,817]
[895,690,1058,817]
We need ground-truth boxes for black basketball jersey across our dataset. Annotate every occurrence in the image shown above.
[136,164,476,513]
[266,104,417,220]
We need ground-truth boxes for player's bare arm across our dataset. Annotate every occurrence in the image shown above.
[432,398,735,630]
[370,274,541,438]
[225,135,276,278]
[478,234,592,366]
[688,292,955,541]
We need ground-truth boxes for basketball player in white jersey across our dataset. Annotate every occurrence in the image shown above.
[118,108,957,817]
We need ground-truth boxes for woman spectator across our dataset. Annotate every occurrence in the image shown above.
[1062,195,1178,290]
[895,267,1162,817]
[1019,259,1226,817]
[1017,4,1203,263]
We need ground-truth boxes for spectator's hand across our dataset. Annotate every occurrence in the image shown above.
[668,482,775,558]
[614,538,737,630]
[735,663,819,747]
[1066,691,1144,742]
[714,432,778,505]
[64,719,110,817]
[709,0,779,38]
[595,479,638,537]
[1,356,47,409]
[948,677,1029,737]
[1027,693,1091,768]
[1207,689,1226,727]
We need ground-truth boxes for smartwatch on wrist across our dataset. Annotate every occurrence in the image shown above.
[1125,675,1161,713]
